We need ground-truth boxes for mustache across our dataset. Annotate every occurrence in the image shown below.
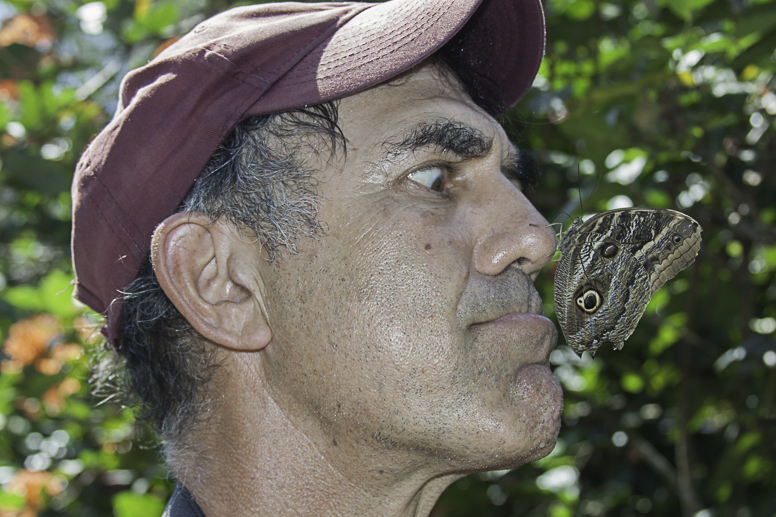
[456,266,544,326]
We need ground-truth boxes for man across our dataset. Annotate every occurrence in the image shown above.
[71,0,563,515]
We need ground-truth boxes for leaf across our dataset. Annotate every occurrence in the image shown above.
[621,372,645,393]
[565,0,595,21]
[734,4,776,38]
[142,3,179,33]
[0,489,25,510]
[2,150,71,195]
[691,33,736,54]
[731,30,776,70]
[113,491,165,517]
[665,0,715,21]
[644,189,672,208]
[3,269,77,318]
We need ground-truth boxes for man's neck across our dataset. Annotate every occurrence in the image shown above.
[173,355,461,517]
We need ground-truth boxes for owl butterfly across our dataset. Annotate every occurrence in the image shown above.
[554,208,702,358]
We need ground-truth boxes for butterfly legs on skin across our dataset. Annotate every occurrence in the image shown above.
[529,215,572,265]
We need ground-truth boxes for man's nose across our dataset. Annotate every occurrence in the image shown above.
[471,182,557,279]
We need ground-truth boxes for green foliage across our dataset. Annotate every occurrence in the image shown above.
[113,491,165,517]
[1,0,775,515]
[0,0,203,514]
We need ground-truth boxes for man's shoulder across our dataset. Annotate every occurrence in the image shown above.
[163,484,207,517]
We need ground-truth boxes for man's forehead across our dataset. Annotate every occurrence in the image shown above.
[344,62,479,114]
[338,64,507,155]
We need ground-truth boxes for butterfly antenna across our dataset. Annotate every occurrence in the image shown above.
[577,163,585,216]
[589,163,606,211]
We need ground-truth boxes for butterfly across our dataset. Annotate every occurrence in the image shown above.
[553,208,702,357]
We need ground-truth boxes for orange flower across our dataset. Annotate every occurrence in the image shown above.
[0,80,18,102]
[3,470,65,514]
[0,509,38,517]
[0,360,23,374]
[35,343,82,376]
[5,469,63,510]
[57,377,81,396]
[41,378,81,415]
[3,315,61,367]
[0,14,55,50]
[51,343,81,362]
[33,358,61,376]
[40,388,64,415]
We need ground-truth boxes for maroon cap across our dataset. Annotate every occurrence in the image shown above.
[71,0,546,345]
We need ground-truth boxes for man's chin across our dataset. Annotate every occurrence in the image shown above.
[448,366,563,472]
[508,363,564,462]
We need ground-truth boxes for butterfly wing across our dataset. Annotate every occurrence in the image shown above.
[555,209,702,357]
[555,221,653,357]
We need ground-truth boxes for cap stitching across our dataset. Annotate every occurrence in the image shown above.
[279,2,454,88]
[228,5,370,84]
[315,0,449,64]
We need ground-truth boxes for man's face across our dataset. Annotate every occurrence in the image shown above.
[258,64,562,475]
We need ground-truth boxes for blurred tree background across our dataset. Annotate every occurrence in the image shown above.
[0,0,774,515]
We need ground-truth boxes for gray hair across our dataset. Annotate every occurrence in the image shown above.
[93,102,344,469]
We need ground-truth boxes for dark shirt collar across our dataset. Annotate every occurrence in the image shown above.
[163,484,207,517]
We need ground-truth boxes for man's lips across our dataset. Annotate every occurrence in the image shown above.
[466,292,545,325]
[471,312,558,365]
[490,311,546,325]
[456,266,548,330]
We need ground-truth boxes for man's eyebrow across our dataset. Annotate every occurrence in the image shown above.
[381,119,541,190]
[383,120,492,160]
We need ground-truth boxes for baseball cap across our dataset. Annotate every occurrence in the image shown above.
[71,0,546,345]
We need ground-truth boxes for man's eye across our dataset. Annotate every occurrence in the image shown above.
[407,165,445,192]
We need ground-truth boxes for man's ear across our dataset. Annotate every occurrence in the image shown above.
[151,211,271,351]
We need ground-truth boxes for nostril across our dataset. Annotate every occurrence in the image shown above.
[515,257,532,267]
